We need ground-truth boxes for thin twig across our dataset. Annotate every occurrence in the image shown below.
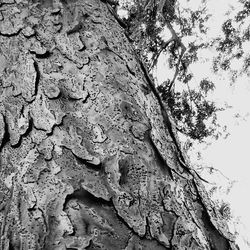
[168,42,186,92]
[149,37,175,70]
[149,2,187,92]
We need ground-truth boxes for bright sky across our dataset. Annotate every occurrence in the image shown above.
[190,73,250,250]
[155,0,250,249]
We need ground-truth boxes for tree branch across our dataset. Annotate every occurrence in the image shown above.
[148,1,187,92]
[168,42,186,92]
[149,37,175,70]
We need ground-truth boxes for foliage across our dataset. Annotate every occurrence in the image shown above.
[158,78,217,141]
[117,0,250,141]
[211,0,250,80]
[118,0,219,141]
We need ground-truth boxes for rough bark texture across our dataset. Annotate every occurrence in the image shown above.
[0,0,237,249]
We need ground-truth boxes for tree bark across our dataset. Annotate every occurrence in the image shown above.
[0,0,237,249]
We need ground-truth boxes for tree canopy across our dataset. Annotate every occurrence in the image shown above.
[107,0,250,142]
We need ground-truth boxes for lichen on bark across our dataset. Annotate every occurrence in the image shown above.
[0,0,237,249]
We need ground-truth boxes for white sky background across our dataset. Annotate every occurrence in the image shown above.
[154,0,250,249]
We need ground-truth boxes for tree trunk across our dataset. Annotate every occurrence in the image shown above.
[0,0,237,249]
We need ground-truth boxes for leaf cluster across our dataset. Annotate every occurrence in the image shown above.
[117,0,248,141]
[212,0,250,79]
[158,78,218,141]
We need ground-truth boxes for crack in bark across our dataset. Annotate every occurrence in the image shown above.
[126,64,136,76]
[0,28,22,37]
[46,114,65,136]
[146,130,174,180]
[31,50,52,59]
[72,152,102,172]
[0,1,15,7]
[101,0,128,29]
[63,187,112,211]
[0,113,10,152]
